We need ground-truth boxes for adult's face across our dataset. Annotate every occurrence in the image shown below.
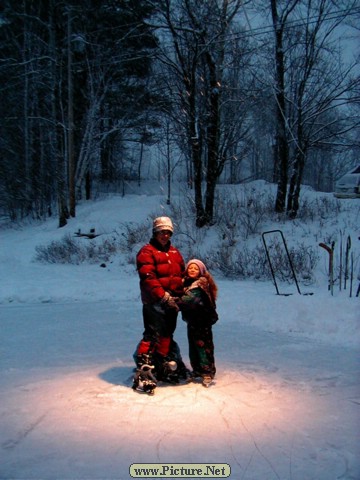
[155,230,172,247]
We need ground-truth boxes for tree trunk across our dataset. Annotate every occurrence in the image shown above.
[49,0,68,227]
[274,134,288,213]
[22,1,33,216]
[138,139,144,187]
[287,148,305,219]
[166,124,171,205]
[85,171,91,200]
[193,133,205,227]
[67,9,76,218]
[187,79,206,226]
[204,53,221,225]
[271,0,289,214]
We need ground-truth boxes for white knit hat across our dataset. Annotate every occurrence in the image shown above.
[153,216,174,234]
[186,259,207,275]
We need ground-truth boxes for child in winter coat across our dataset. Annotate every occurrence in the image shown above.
[176,259,218,386]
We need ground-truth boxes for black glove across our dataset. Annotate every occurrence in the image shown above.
[160,292,180,312]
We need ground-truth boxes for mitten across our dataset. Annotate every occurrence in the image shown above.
[161,292,180,312]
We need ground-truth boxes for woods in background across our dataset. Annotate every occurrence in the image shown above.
[0,0,359,226]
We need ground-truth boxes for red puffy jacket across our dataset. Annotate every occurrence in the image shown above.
[136,238,185,304]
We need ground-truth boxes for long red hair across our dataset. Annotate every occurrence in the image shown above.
[204,271,218,303]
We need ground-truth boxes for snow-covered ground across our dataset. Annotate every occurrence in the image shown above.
[0,183,359,480]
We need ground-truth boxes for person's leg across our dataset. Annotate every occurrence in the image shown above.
[168,338,191,380]
[132,305,161,393]
[136,305,180,381]
[188,324,216,378]
[187,323,201,375]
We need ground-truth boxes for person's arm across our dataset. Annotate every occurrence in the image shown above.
[137,246,166,302]
[176,287,204,312]
[177,284,218,324]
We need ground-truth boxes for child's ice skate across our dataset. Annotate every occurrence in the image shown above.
[201,374,213,388]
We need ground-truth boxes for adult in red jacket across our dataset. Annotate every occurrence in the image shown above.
[132,216,186,393]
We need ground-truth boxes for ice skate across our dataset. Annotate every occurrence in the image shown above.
[157,357,179,384]
[201,374,213,388]
[132,354,157,395]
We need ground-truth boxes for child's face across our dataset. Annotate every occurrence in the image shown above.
[187,263,200,278]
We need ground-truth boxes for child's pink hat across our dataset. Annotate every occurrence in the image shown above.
[186,259,207,275]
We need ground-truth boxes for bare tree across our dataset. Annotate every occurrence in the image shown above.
[151,0,253,226]
[270,0,300,213]
[267,0,359,217]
